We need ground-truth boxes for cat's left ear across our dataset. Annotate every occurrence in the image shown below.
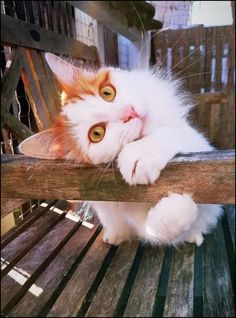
[45,53,78,87]
[18,129,65,159]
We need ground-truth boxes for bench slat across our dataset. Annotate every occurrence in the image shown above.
[9,218,100,317]
[47,231,111,317]
[203,223,235,317]
[85,241,139,317]
[123,245,165,317]
[1,216,80,313]
[1,208,64,277]
[164,244,195,317]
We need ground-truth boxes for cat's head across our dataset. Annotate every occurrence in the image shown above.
[19,53,190,164]
[19,53,149,164]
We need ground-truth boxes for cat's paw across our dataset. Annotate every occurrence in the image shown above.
[102,229,129,246]
[186,232,204,246]
[118,142,167,185]
[146,193,198,244]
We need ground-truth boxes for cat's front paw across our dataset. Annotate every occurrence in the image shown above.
[118,142,167,185]
[102,230,128,246]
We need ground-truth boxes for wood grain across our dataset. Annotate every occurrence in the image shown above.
[47,231,110,317]
[203,224,235,317]
[1,14,99,62]
[123,245,165,317]
[1,216,78,313]
[85,241,139,317]
[1,150,235,204]
[1,198,28,219]
[1,106,33,141]
[1,47,23,111]
[10,219,100,317]
[163,244,195,317]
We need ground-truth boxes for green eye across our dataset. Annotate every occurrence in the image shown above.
[100,85,116,102]
[88,124,106,143]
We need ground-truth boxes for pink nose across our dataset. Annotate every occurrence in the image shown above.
[122,106,140,123]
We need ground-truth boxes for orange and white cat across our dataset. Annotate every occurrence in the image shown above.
[19,53,222,246]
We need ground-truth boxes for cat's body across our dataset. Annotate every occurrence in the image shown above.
[19,53,222,246]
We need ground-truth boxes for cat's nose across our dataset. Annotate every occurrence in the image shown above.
[122,106,140,123]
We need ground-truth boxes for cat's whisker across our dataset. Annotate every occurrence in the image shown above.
[174,55,205,78]
[158,32,184,69]
[95,155,116,189]
[135,27,171,69]
[130,1,149,69]
[166,45,202,77]
[110,160,121,191]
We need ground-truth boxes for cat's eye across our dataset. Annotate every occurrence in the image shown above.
[88,124,106,143]
[100,85,116,102]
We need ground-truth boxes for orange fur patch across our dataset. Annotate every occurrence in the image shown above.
[55,69,111,105]
[51,115,91,163]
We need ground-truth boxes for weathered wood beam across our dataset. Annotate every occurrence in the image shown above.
[1,14,98,61]
[1,198,28,219]
[1,47,24,111]
[66,1,142,41]
[1,106,33,141]
[1,150,235,204]
[193,91,228,104]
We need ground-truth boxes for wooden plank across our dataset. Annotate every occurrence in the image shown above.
[226,25,235,92]
[191,28,200,94]
[21,48,55,130]
[9,218,100,317]
[30,49,58,120]
[1,198,28,219]
[203,223,235,317]
[1,208,65,277]
[1,216,79,314]
[1,14,99,62]
[209,103,221,146]
[1,105,33,141]
[85,241,139,317]
[47,231,111,317]
[163,244,195,317]
[1,150,235,204]
[214,27,223,91]
[204,27,213,92]
[193,91,228,105]
[123,245,165,317]
[1,47,23,111]
[1,200,57,248]
[66,1,142,41]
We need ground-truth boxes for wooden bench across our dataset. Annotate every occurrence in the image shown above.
[1,11,235,318]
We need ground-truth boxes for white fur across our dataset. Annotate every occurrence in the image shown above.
[22,56,223,246]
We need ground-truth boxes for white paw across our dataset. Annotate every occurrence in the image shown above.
[102,229,129,246]
[146,193,198,244]
[186,233,204,246]
[118,142,167,185]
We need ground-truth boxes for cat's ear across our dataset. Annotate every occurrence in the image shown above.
[18,129,65,159]
[45,53,78,87]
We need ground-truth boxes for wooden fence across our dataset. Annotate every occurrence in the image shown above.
[153,25,235,93]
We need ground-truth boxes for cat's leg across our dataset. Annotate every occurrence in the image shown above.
[144,192,200,245]
[91,201,133,245]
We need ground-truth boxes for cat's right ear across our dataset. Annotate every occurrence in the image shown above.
[18,129,64,159]
[45,53,78,87]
